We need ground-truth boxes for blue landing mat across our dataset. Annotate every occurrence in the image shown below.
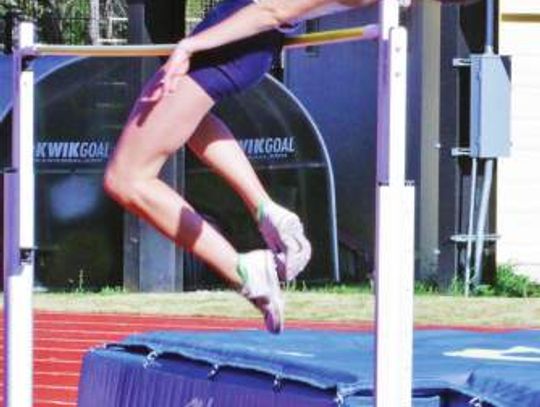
[78,329,540,407]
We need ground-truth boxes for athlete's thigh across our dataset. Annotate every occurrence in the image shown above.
[110,71,214,178]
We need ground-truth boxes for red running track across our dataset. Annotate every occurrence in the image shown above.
[0,312,375,407]
[0,312,521,406]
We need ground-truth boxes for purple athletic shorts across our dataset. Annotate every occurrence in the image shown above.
[187,0,284,101]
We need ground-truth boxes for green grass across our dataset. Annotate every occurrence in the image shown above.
[5,264,535,328]
[20,289,540,328]
[284,281,372,294]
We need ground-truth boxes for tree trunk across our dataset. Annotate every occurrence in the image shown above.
[105,0,113,39]
[89,0,100,44]
[38,0,65,44]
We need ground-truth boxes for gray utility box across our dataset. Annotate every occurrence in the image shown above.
[470,54,512,158]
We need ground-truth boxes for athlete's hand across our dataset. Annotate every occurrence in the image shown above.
[162,41,192,95]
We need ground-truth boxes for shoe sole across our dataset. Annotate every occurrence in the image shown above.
[262,251,284,334]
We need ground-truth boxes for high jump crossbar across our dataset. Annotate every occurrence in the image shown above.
[6,0,414,405]
[23,24,380,57]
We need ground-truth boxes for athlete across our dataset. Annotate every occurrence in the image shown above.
[103,0,464,333]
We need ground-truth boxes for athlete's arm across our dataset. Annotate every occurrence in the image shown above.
[179,0,378,55]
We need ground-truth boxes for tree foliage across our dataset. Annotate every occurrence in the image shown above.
[1,0,127,45]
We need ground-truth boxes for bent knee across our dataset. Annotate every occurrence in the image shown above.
[103,165,145,208]
[103,165,126,203]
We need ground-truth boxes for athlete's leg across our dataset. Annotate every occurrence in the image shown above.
[188,113,312,281]
[104,71,242,287]
[187,113,270,218]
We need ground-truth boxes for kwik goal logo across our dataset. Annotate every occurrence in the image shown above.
[238,136,296,160]
[34,137,295,163]
[35,141,112,163]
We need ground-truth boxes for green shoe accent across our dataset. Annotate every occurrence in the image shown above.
[256,200,268,223]
[236,255,249,285]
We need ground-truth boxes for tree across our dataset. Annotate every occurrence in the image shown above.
[1,0,127,45]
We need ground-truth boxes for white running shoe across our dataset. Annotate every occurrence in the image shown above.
[257,201,312,282]
[238,250,284,334]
